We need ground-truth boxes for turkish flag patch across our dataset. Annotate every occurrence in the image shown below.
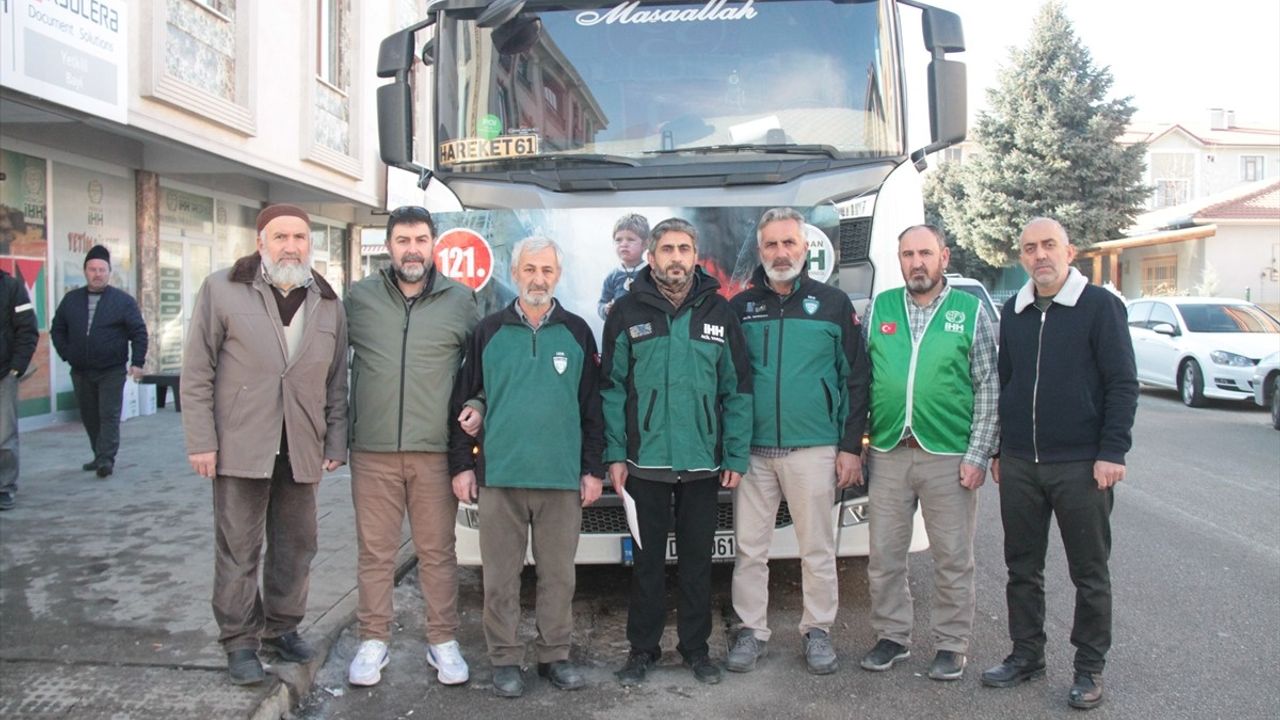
[879,321,898,335]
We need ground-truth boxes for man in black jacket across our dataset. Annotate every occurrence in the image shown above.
[51,245,148,478]
[981,218,1137,710]
[601,217,753,687]
[0,267,38,510]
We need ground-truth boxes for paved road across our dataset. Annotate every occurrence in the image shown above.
[298,389,1280,720]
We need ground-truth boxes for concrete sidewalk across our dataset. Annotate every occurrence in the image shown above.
[0,410,413,719]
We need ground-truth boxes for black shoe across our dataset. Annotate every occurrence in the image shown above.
[82,461,98,472]
[261,631,315,663]
[0,491,14,511]
[981,654,1046,688]
[96,462,113,478]
[1068,672,1104,709]
[928,650,967,681]
[860,639,909,672]
[683,654,723,685]
[227,649,265,685]
[538,660,585,691]
[491,665,525,698]
[616,650,657,686]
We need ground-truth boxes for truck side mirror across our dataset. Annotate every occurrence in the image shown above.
[907,3,967,168]
[928,58,966,147]
[922,5,966,147]
[377,82,414,172]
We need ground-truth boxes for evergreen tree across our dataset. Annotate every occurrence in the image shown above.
[935,1,1149,267]
[923,161,1000,287]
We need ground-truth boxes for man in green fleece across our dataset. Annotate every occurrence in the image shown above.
[601,217,753,687]
[448,236,604,698]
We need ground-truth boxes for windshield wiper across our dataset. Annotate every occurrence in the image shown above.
[511,152,640,167]
[644,143,842,158]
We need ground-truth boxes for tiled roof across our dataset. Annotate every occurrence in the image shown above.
[1195,180,1280,220]
[1126,178,1280,233]
[1121,122,1280,148]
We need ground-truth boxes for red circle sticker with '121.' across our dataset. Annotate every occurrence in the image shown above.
[433,228,494,291]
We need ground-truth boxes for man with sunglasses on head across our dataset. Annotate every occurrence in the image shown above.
[343,206,481,689]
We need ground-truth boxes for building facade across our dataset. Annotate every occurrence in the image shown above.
[1,0,425,426]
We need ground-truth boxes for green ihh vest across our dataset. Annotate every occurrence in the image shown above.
[867,288,979,454]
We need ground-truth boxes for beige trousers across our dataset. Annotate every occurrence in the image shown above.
[867,446,977,653]
[731,446,839,641]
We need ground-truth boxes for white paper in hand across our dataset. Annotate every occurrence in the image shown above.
[620,485,642,550]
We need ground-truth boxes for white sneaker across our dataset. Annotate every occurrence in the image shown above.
[347,639,389,686]
[426,640,470,685]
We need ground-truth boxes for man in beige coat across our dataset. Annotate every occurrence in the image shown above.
[181,204,348,685]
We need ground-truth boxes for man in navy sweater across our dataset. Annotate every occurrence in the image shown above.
[51,245,148,478]
[981,218,1137,710]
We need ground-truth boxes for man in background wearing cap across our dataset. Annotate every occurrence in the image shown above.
[51,245,148,478]
[182,204,348,685]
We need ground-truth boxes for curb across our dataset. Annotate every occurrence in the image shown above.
[248,541,419,719]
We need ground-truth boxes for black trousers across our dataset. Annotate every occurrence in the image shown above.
[71,368,127,466]
[626,475,719,661]
[999,456,1113,674]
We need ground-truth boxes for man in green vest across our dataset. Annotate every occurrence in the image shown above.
[859,224,998,681]
[448,236,604,698]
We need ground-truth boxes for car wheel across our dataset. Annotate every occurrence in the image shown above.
[1180,359,1207,407]
[1271,376,1280,430]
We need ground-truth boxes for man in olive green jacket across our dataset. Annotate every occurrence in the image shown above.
[182,204,348,685]
[343,206,480,688]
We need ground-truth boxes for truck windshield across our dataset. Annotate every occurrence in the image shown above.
[434,0,903,172]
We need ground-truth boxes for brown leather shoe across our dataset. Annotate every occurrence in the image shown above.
[1068,672,1104,709]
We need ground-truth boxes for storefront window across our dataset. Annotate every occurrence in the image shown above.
[0,149,51,417]
[50,162,137,409]
[310,219,347,297]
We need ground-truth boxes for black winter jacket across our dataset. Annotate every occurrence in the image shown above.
[51,285,148,372]
[0,269,38,375]
[997,269,1138,465]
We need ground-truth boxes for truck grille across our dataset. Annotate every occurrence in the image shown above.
[580,501,794,534]
[839,217,872,266]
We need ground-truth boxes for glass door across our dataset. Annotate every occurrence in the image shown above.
[157,236,214,374]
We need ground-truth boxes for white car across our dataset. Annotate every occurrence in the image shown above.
[1251,352,1280,430]
[1126,297,1280,407]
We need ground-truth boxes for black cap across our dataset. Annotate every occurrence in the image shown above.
[85,245,111,268]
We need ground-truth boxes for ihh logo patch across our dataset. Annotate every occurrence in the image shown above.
[944,309,966,334]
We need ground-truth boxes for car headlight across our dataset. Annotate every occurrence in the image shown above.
[1210,351,1254,367]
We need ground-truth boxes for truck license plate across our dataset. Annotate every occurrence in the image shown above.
[620,533,737,564]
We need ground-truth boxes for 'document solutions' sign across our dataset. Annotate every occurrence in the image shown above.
[0,0,129,124]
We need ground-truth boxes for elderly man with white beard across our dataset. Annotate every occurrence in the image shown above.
[343,206,480,689]
[447,236,604,698]
[726,207,869,676]
[182,204,349,685]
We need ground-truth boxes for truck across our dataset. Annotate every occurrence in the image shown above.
[374,0,969,565]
